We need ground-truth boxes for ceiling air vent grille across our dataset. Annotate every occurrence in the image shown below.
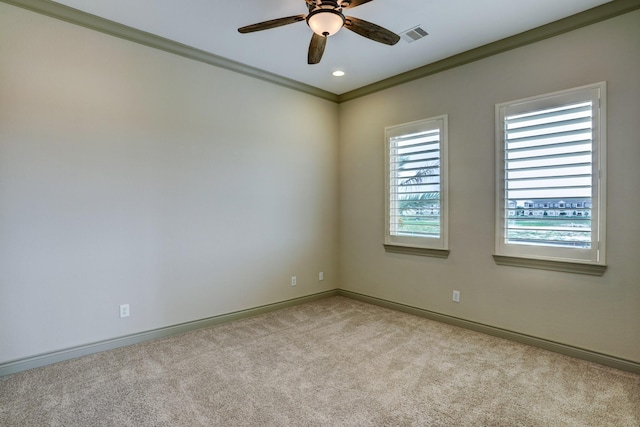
[400,26,428,43]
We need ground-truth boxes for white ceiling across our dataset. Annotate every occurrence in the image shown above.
[51,0,613,95]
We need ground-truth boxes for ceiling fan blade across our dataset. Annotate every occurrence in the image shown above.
[308,33,327,64]
[238,15,306,33]
[344,16,400,45]
[341,0,374,9]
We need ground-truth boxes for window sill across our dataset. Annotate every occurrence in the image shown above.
[492,255,606,276]
[384,244,450,259]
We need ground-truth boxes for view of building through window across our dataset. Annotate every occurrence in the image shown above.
[503,101,594,249]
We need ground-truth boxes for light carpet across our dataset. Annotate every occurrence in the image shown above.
[1,296,639,426]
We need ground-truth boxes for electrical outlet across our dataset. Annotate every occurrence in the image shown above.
[319,272,324,281]
[120,304,130,318]
[291,276,297,286]
[452,290,460,303]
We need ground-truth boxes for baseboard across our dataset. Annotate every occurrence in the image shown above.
[337,289,640,375]
[0,290,339,377]
[4,288,637,377]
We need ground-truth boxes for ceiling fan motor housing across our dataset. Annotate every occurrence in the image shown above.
[308,0,343,11]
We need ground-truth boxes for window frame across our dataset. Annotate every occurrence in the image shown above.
[494,83,607,272]
[384,115,449,255]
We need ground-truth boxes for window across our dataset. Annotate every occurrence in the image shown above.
[495,83,606,272]
[385,115,448,255]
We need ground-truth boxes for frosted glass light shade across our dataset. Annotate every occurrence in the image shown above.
[307,10,345,36]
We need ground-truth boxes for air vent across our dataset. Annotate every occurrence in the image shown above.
[400,26,429,43]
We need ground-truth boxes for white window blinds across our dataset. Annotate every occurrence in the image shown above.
[385,116,448,250]
[504,101,594,248]
[496,83,606,264]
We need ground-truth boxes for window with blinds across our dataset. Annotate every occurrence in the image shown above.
[385,116,448,251]
[495,83,606,264]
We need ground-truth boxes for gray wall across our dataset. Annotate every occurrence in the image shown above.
[0,4,339,363]
[338,10,640,363]
[2,3,638,367]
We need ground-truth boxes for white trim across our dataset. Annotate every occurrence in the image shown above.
[495,82,607,268]
[384,115,449,252]
[493,254,606,276]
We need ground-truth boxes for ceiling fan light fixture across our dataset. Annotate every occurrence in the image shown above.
[238,0,400,65]
[307,9,345,37]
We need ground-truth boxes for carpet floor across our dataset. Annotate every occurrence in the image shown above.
[1,296,639,426]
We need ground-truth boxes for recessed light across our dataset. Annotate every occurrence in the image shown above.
[332,70,345,77]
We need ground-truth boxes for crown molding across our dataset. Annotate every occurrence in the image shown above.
[338,0,640,102]
[2,0,638,103]
[1,0,340,103]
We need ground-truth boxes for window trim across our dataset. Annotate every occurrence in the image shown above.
[384,115,449,254]
[492,255,606,276]
[494,83,607,273]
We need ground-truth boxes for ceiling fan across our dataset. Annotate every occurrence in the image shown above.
[238,0,400,64]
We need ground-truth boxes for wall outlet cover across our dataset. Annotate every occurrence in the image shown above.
[452,290,460,303]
